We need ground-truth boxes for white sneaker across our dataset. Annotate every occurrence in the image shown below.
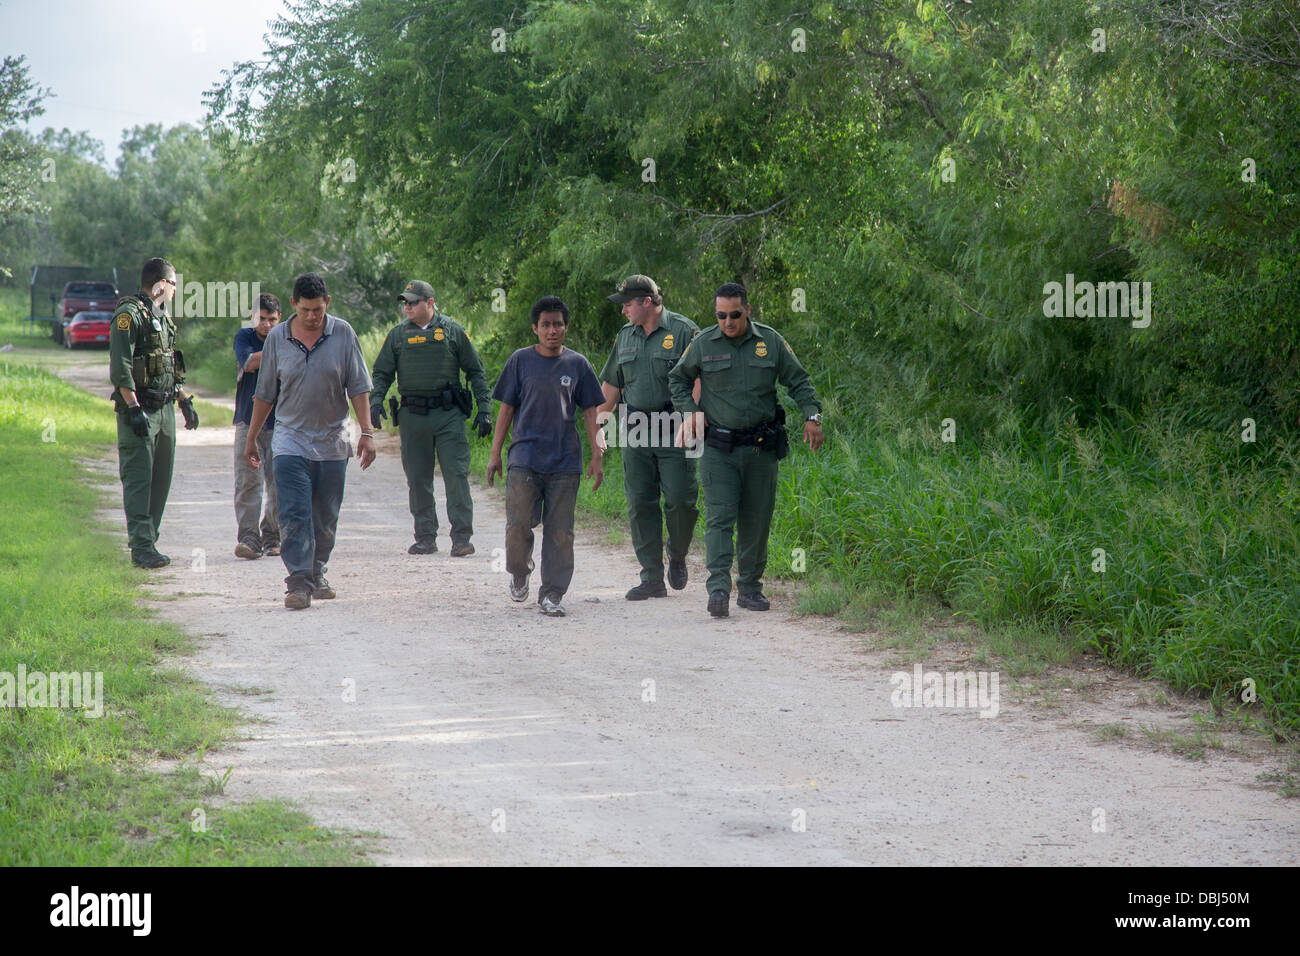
[539,595,565,617]
[510,573,529,602]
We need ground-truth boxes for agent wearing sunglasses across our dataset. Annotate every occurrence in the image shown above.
[668,282,823,618]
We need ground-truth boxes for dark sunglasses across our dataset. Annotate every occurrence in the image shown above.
[715,310,745,320]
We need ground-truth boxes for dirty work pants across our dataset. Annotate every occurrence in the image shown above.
[505,466,579,604]
[234,422,278,547]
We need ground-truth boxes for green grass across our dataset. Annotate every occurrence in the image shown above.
[776,407,1300,733]
[0,286,59,350]
[1139,723,1225,761]
[0,361,372,864]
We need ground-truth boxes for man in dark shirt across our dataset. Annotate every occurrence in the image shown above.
[487,296,605,617]
[233,293,282,559]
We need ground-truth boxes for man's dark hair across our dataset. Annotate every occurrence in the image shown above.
[530,295,570,326]
[141,257,175,291]
[292,273,328,301]
[258,292,281,315]
[714,282,748,306]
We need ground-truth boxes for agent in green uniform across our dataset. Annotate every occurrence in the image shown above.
[370,280,492,556]
[108,257,199,568]
[668,282,823,618]
[598,275,701,599]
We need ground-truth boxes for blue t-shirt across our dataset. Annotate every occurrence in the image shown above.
[492,346,604,474]
[233,326,275,428]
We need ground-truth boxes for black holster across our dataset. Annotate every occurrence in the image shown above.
[705,426,736,452]
[754,406,790,459]
[401,394,432,415]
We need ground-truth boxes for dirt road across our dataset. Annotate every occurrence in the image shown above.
[49,350,1300,865]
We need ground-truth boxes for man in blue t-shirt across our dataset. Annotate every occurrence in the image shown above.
[233,293,282,559]
[488,296,605,617]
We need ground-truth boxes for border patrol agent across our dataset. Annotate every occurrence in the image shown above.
[108,257,199,568]
[598,275,701,599]
[669,282,823,618]
[370,280,492,556]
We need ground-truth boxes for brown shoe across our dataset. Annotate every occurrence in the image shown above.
[450,542,475,557]
[235,541,262,560]
[285,588,311,610]
[313,576,336,600]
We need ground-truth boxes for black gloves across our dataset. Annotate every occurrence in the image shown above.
[474,412,492,438]
[178,395,198,430]
[370,403,385,430]
[127,406,149,438]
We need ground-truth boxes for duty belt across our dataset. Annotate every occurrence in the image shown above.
[704,406,789,457]
[705,423,765,447]
[135,387,177,411]
[400,390,458,412]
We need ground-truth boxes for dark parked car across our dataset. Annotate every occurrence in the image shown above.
[63,310,114,349]
[54,281,117,344]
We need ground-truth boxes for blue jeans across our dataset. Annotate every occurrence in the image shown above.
[274,455,348,591]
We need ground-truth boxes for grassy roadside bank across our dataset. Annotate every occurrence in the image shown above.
[0,360,370,864]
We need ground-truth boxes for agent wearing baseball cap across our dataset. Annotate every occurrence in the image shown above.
[370,279,493,555]
[597,274,702,599]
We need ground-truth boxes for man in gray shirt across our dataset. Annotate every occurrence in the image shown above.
[244,272,376,609]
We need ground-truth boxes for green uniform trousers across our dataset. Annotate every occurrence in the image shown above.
[700,443,780,596]
[622,443,699,585]
[116,403,176,557]
[398,405,473,546]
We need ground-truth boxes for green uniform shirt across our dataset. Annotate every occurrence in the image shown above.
[669,320,821,430]
[370,313,491,407]
[109,292,180,392]
[599,308,701,410]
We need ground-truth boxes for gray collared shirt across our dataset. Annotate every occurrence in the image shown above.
[254,313,373,460]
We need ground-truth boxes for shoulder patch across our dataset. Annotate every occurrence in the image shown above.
[116,313,131,331]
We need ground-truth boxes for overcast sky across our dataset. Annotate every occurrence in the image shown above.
[1,0,288,165]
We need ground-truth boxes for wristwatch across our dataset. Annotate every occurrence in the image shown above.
[806,413,823,424]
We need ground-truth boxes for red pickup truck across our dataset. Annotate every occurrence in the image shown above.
[54,280,118,344]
